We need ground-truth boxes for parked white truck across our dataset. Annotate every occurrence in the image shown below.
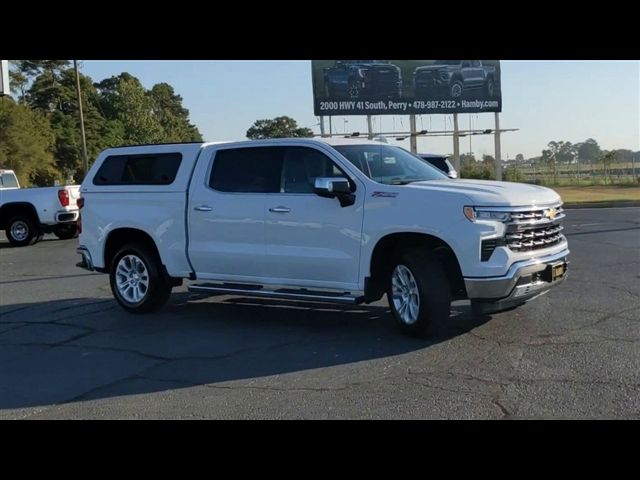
[76,139,569,336]
[0,180,81,246]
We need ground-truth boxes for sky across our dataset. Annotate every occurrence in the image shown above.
[81,60,639,159]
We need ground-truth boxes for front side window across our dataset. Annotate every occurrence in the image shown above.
[281,147,343,194]
[334,144,447,185]
[209,147,282,193]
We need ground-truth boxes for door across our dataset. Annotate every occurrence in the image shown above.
[188,146,282,281]
[468,60,485,87]
[264,146,365,289]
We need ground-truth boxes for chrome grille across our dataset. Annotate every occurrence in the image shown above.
[506,206,565,252]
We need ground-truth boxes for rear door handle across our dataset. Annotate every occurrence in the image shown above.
[194,205,213,212]
[269,206,291,213]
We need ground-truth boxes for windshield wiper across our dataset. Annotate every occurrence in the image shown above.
[389,178,426,185]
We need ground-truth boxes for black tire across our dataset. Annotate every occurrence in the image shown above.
[486,77,495,98]
[387,249,451,338]
[6,216,39,247]
[109,243,172,314]
[53,224,78,240]
[449,80,463,99]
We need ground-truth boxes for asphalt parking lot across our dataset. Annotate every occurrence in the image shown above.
[0,207,638,419]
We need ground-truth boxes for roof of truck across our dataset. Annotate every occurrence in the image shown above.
[103,137,385,152]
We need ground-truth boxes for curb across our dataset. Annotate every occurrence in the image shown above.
[564,200,640,209]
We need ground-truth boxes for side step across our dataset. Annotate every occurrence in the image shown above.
[188,282,363,305]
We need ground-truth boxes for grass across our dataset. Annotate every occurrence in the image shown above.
[551,185,640,203]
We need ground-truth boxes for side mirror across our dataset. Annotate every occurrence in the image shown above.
[314,177,355,207]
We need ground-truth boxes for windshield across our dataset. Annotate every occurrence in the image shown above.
[434,60,461,66]
[333,144,448,185]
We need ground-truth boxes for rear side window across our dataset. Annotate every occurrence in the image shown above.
[1,173,19,188]
[209,147,282,193]
[93,153,182,185]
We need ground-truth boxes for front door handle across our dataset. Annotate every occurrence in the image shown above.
[194,205,213,212]
[269,206,291,213]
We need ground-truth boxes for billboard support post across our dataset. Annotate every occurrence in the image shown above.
[409,114,417,153]
[329,116,332,136]
[319,116,326,137]
[494,112,502,181]
[367,115,373,139]
[452,113,460,172]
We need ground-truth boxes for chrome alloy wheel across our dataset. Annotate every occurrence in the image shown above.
[115,254,150,304]
[391,264,420,325]
[10,220,29,241]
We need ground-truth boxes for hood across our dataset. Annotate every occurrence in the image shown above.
[414,65,456,73]
[406,179,561,207]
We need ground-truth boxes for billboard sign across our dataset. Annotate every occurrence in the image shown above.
[312,60,502,116]
[0,60,10,96]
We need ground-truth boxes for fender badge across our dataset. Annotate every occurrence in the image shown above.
[372,192,398,198]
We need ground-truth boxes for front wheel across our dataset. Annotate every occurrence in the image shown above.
[109,243,172,314]
[53,224,78,240]
[387,250,451,337]
[449,80,463,98]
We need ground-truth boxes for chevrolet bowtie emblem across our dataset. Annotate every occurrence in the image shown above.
[545,208,557,220]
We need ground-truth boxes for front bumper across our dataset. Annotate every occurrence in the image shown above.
[464,248,569,307]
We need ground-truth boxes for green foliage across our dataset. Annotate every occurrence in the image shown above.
[0,97,57,186]
[460,161,495,180]
[148,83,202,142]
[246,116,314,139]
[1,62,202,185]
[504,166,524,183]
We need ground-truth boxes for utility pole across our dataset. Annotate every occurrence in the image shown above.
[452,113,460,172]
[74,60,89,179]
[494,112,502,181]
[409,114,417,153]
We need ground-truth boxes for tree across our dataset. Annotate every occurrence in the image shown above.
[575,138,602,172]
[148,83,202,142]
[459,153,477,167]
[109,75,164,145]
[601,150,616,184]
[541,141,575,184]
[515,153,524,163]
[0,97,57,186]
[246,116,313,139]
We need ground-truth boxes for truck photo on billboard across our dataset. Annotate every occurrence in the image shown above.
[312,60,502,116]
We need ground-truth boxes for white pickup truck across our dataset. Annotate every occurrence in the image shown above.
[0,179,81,246]
[76,139,569,336]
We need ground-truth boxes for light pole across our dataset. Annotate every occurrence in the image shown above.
[74,60,89,179]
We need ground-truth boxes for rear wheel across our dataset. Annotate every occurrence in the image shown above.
[387,250,451,337]
[6,216,39,247]
[53,224,78,240]
[109,243,172,313]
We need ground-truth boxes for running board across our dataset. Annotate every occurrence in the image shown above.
[188,282,363,305]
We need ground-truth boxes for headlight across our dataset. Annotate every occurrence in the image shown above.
[464,207,511,223]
